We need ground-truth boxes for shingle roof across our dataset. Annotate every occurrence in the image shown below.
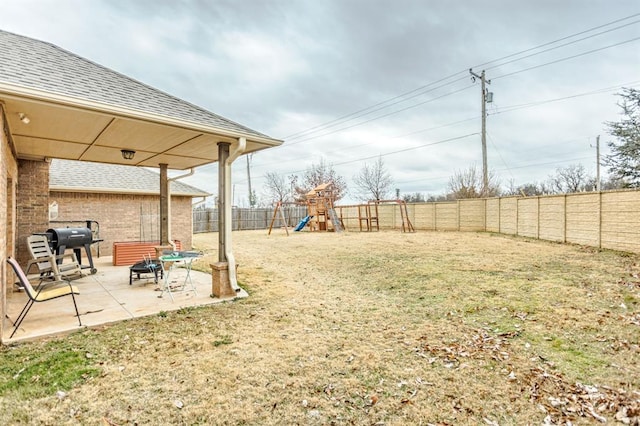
[50,159,210,197]
[0,29,270,139]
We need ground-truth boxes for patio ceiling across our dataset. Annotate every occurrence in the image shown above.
[1,87,281,170]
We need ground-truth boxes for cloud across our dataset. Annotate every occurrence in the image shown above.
[1,0,638,206]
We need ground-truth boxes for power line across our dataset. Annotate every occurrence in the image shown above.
[484,20,639,73]
[283,72,468,140]
[240,133,478,184]
[487,132,515,181]
[393,155,594,186]
[251,115,481,170]
[493,36,640,80]
[278,34,639,149]
[277,13,640,144]
[332,133,478,167]
[252,80,635,174]
[489,80,640,115]
[477,16,640,71]
[283,84,475,146]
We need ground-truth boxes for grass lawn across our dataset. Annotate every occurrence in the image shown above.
[1,230,638,424]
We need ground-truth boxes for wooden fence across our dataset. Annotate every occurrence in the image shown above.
[193,189,640,253]
[193,206,307,233]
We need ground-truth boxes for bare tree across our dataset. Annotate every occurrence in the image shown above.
[353,157,393,201]
[264,172,290,204]
[447,164,499,199]
[548,164,592,193]
[403,192,427,202]
[293,158,348,202]
[503,179,546,197]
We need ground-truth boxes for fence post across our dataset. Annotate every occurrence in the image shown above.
[433,203,437,231]
[598,191,602,249]
[563,194,567,243]
[484,198,487,231]
[498,197,501,233]
[516,198,519,236]
[536,196,540,239]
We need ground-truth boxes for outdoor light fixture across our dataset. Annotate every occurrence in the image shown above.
[18,112,30,124]
[121,149,136,160]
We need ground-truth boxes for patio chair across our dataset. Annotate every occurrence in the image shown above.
[129,254,163,285]
[26,234,83,281]
[7,257,82,339]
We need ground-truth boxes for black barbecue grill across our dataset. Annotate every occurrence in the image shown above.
[46,227,102,274]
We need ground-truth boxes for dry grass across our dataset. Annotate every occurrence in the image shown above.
[1,230,639,425]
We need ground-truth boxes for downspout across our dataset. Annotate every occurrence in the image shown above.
[225,137,246,291]
[167,168,195,250]
[192,196,206,208]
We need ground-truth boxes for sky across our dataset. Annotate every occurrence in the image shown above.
[1,0,639,205]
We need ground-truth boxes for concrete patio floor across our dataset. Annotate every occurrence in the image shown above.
[2,255,247,343]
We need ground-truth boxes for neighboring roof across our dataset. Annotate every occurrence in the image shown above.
[0,30,283,169]
[49,159,210,197]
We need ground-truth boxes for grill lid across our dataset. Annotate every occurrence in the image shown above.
[46,227,93,248]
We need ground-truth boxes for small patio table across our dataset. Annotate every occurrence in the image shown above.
[158,251,201,301]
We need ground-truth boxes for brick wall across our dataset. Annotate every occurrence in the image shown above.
[50,191,194,257]
[16,160,49,267]
[1,106,19,338]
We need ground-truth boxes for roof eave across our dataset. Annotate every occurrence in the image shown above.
[0,81,284,147]
[50,186,211,197]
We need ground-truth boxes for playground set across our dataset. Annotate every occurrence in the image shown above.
[268,183,415,235]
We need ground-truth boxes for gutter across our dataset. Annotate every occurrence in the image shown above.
[192,196,207,207]
[224,137,246,291]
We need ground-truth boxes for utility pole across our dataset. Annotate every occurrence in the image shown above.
[469,69,492,193]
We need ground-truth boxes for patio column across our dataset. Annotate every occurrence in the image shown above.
[217,143,229,262]
[212,139,245,297]
[159,163,169,246]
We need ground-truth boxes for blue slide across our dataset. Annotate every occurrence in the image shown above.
[294,215,313,231]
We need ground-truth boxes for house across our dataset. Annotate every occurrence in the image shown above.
[0,29,283,339]
[49,159,210,257]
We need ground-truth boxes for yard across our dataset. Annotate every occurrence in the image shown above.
[1,230,638,424]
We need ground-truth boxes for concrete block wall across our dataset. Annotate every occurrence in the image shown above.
[565,193,599,247]
[435,202,458,230]
[498,198,518,235]
[400,191,640,253]
[517,198,538,238]
[413,203,435,230]
[538,196,565,242]
[601,191,640,253]
[459,199,485,231]
[485,198,500,232]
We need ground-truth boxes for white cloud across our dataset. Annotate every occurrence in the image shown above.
[1,0,638,204]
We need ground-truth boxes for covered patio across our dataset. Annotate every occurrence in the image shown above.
[0,30,282,342]
[3,255,244,343]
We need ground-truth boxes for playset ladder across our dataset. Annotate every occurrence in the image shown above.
[328,208,343,232]
[267,202,289,236]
